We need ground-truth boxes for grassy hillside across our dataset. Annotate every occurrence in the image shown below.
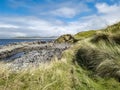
[74,22,120,40]
[0,22,120,90]
[1,41,120,90]
[74,30,96,40]
[104,22,120,33]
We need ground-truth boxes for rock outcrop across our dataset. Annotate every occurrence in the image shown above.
[55,34,77,43]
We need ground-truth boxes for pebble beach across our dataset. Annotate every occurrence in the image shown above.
[0,41,70,71]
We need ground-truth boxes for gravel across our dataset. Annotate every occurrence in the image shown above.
[0,42,70,71]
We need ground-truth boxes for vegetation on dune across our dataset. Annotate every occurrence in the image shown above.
[0,22,120,90]
[91,31,110,43]
[1,41,120,90]
[104,22,120,33]
[72,22,120,45]
[91,30,120,44]
[76,40,120,81]
[74,30,96,40]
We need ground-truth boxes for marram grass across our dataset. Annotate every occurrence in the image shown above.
[1,22,120,90]
[1,40,120,90]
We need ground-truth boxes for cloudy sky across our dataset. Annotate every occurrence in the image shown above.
[0,0,120,38]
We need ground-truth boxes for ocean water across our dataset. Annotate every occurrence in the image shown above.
[0,39,54,46]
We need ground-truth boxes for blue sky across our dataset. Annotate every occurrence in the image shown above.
[0,0,120,38]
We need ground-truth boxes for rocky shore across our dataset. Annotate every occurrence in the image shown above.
[0,41,70,71]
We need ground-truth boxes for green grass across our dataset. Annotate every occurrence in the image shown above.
[1,22,120,90]
[76,39,120,79]
[74,30,96,40]
[104,22,120,33]
[1,39,120,90]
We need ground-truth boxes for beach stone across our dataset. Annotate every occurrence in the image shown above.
[0,41,71,71]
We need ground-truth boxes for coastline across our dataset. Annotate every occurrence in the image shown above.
[0,40,70,71]
[0,38,55,46]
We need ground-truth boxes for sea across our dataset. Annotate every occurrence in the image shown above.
[0,39,55,46]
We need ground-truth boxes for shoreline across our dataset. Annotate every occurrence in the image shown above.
[0,41,70,71]
[0,37,57,39]
[0,38,55,46]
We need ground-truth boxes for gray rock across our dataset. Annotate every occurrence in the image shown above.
[0,42,71,71]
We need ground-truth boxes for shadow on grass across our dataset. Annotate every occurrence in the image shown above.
[75,47,120,82]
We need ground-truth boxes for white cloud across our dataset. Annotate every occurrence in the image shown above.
[51,7,77,18]
[0,16,81,37]
[0,3,120,38]
[95,3,120,24]
[96,3,120,14]
[12,32,27,37]
[8,0,90,18]
[0,23,19,28]
[50,3,90,18]
[0,13,120,38]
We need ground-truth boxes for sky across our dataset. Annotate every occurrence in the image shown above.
[0,0,120,38]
